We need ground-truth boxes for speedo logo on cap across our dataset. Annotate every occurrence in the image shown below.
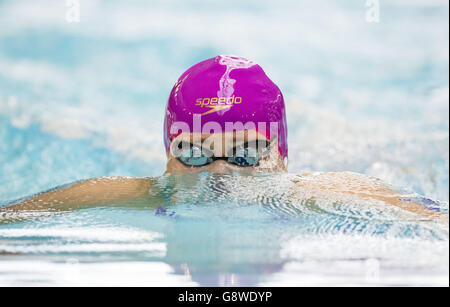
[195,96,242,116]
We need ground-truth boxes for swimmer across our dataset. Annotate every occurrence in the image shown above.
[1,55,448,226]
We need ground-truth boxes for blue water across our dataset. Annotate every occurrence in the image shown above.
[0,0,448,286]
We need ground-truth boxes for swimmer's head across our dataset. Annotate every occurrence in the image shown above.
[164,55,288,174]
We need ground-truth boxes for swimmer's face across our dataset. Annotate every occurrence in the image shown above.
[164,130,286,175]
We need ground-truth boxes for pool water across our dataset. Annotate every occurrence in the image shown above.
[0,0,448,286]
[0,173,448,286]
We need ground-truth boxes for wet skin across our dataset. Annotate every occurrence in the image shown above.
[1,131,448,226]
[165,130,286,175]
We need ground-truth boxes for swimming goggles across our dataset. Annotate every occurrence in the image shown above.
[175,139,275,167]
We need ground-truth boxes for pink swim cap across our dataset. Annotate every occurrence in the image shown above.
[164,55,288,161]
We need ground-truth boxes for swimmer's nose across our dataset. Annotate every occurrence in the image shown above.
[203,159,235,174]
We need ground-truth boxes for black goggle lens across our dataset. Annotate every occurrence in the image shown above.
[178,145,260,167]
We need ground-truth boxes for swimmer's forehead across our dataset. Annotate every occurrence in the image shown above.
[172,130,269,145]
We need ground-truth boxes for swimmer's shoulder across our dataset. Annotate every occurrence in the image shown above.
[4,176,157,212]
[82,176,155,186]
[75,176,156,198]
[291,171,393,193]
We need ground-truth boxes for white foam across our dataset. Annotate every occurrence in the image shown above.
[0,260,197,286]
[258,234,449,286]
[0,226,163,242]
[0,243,166,254]
[0,226,166,254]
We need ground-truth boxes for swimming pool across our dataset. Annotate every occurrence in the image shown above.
[0,0,448,286]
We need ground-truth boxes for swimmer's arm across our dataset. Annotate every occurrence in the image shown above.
[353,191,448,226]
[293,172,449,226]
[2,177,155,212]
